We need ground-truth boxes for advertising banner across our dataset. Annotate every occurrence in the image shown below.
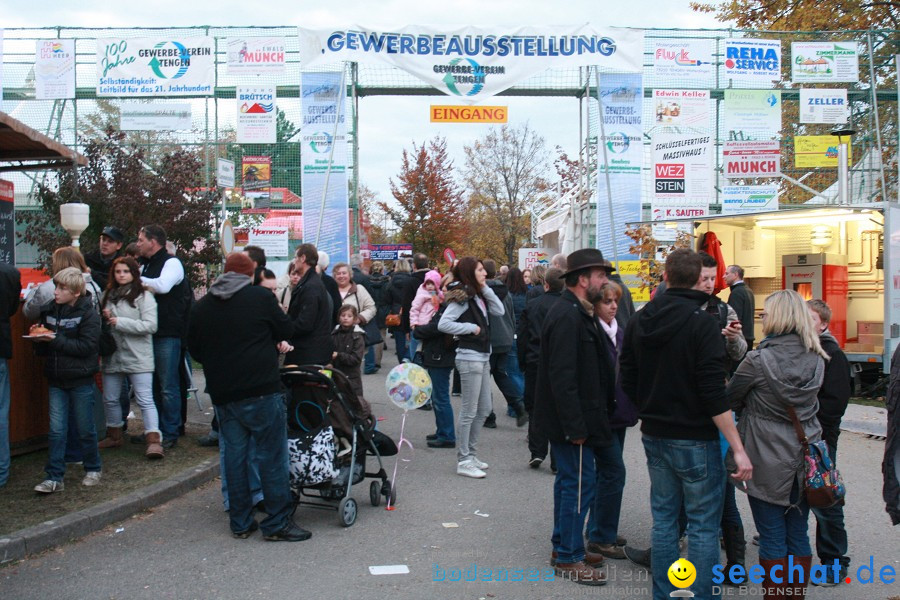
[794,135,852,168]
[237,85,276,144]
[301,71,349,265]
[248,226,289,257]
[299,25,643,102]
[721,185,779,215]
[652,39,714,80]
[217,158,235,188]
[518,248,553,270]
[369,243,413,261]
[723,89,781,139]
[651,133,712,241]
[615,260,650,303]
[1,30,4,106]
[226,37,286,74]
[799,88,849,124]
[653,89,710,128]
[792,42,859,83]
[0,179,14,265]
[35,39,76,99]
[120,102,192,130]
[595,73,643,261]
[242,155,271,207]
[722,39,781,83]
[96,37,214,97]
[723,140,781,179]
[430,105,507,123]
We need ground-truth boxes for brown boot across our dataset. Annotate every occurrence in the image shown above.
[789,555,812,597]
[98,426,123,449]
[551,550,605,568]
[759,557,788,597]
[145,432,165,459]
[554,561,607,586]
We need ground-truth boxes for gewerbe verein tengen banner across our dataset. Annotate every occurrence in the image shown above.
[299,25,643,103]
[96,37,214,97]
[301,71,349,266]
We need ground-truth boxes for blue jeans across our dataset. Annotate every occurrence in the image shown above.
[642,435,724,600]
[427,366,454,442]
[749,479,811,560]
[588,428,627,545]
[153,337,183,441]
[488,351,523,406]
[392,330,408,364]
[722,477,743,527]
[216,393,292,536]
[46,384,102,481]
[506,341,524,394]
[408,336,419,361]
[0,360,9,486]
[219,437,263,511]
[811,443,848,567]
[550,441,597,564]
[364,345,376,372]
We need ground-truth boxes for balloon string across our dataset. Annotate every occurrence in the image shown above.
[387,410,413,510]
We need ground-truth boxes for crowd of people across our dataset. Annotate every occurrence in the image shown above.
[0,233,855,594]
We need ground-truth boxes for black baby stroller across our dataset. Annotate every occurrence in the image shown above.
[282,365,397,527]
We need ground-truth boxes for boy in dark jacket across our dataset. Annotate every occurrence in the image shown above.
[331,304,366,400]
[32,267,102,494]
[414,300,457,447]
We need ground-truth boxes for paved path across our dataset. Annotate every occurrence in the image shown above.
[2,348,899,599]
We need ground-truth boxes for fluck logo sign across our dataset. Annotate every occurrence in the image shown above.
[299,25,643,103]
[96,37,214,97]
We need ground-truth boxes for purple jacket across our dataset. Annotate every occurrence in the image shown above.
[605,325,639,429]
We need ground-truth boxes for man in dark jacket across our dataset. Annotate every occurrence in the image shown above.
[533,248,616,586]
[725,264,755,348]
[137,224,191,449]
[188,252,309,542]
[0,261,20,488]
[619,249,752,599]
[518,267,563,468]
[83,226,124,290]
[807,299,852,585]
[285,243,334,366]
[886,345,900,526]
[413,301,457,447]
[483,259,526,428]
[316,250,342,326]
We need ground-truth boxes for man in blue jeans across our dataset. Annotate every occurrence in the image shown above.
[137,225,191,449]
[0,260,20,488]
[620,249,752,600]
[188,252,309,542]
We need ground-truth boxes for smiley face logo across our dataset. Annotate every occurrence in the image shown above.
[667,558,696,589]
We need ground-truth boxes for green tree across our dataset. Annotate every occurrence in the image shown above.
[381,137,466,260]
[20,128,220,285]
[690,0,899,29]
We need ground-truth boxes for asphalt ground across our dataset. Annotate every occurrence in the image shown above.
[1,346,899,600]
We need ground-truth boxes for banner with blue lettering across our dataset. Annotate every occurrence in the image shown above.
[301,71,349,266]
[299,25,643,103]
[595,73,643,262]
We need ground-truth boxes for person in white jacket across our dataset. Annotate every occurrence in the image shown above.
[97,257,161,458]
[332,263,376,325]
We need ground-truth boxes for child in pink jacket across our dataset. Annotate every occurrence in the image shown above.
[409,270,444,329]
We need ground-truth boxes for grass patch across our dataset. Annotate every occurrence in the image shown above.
[850,396,886,408]
[0,422,217,537]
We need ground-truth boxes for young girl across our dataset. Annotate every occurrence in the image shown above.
[409,269,444,329]
[98,257,162,458]
[331,304,366,399]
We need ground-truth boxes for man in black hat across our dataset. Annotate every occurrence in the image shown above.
[84,226,125,290]
[533,248,617,586]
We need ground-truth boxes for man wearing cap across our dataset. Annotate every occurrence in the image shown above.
[188,252,311,542]
[84,226,125,290]
[533,248,617,586]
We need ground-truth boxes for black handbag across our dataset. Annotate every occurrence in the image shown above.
[363,318,383,347]
[99,320,118,357]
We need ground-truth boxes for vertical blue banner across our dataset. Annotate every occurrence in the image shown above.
[595,73,643,262]
[301,71,349,266]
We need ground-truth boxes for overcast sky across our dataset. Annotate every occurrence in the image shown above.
[4,1,727,208]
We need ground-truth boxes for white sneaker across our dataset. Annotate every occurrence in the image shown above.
[457,460,486,479]
[82,471,102,487]
[34,479,64,493]
[470,456,489,470]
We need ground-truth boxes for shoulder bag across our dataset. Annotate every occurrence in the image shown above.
[786,405,846,508]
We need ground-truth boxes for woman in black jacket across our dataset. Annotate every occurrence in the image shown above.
[387,259,412,363]
[414,301,456,448]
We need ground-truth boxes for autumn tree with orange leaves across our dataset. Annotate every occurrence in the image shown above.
[381,137,466,262]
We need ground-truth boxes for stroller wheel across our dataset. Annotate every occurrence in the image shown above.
[338,497,358,527]
[370,481,381,507]
[389,483,398,506]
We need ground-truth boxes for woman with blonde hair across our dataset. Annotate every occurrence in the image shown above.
[24,247,103,319]
[727,289,828,596]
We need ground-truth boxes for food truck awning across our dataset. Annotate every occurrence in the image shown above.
[0,111,87,173]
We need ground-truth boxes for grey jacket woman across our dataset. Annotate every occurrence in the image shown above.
[101,289,158,373]
[727,333,825,506]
